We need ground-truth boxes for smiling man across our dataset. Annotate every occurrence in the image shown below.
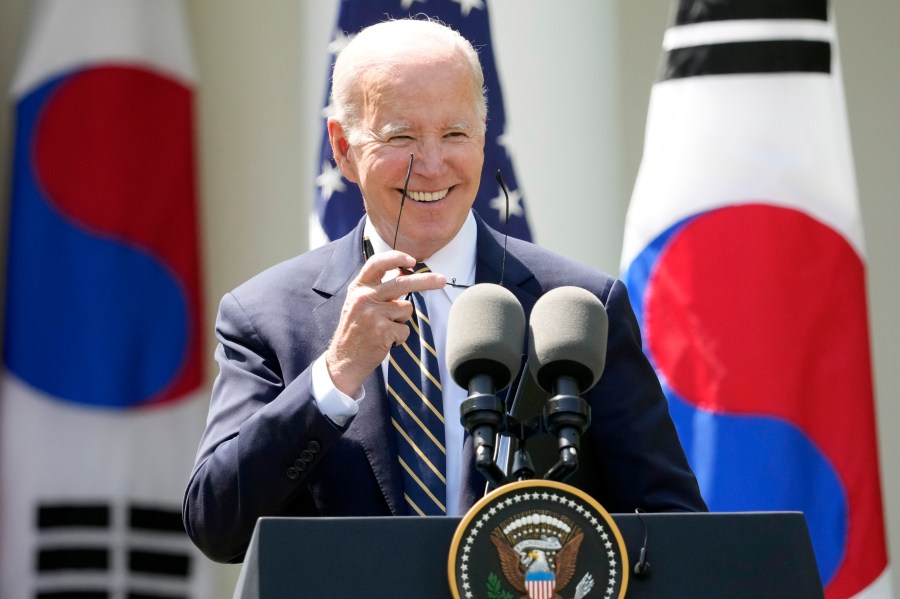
[183,18,705,564]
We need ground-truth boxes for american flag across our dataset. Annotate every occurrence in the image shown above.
[312,0,532,245]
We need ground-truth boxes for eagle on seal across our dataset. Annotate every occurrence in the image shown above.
[490,532,584,599]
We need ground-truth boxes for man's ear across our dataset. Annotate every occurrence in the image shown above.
[327,118,359,183]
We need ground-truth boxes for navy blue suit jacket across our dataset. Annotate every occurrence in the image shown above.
[183,214,705,563]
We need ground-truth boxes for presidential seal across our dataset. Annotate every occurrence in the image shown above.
[448,480,628,599]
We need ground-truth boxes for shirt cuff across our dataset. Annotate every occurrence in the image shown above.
[311,354,363,427]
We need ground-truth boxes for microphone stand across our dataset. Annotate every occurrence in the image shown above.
[542,375,591,482]
[461,374,591,488]
[459,375,507,488]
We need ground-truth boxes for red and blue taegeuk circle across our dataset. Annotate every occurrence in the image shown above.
[622,204,885,597]
[4,65,203,409]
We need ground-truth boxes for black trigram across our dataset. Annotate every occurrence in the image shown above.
[33,503,194,599]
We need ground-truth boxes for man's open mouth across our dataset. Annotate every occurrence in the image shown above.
[405,188,450,202]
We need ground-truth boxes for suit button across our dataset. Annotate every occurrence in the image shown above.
[293,459,307,471]
[308,440,321,453]
[300,449,314,461]
[286,467,300,480]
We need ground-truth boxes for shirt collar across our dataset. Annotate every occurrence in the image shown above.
[363,211,477,289]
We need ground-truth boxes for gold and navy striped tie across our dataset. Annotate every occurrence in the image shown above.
[387,263,446,516]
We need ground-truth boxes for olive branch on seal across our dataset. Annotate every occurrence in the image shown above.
[486,572,514,599]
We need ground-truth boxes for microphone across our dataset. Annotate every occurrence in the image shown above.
[447,283,526,487]
[528,286,608,481]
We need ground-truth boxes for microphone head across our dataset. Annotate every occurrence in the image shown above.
[528,286,608,394]
[447,284,526,391]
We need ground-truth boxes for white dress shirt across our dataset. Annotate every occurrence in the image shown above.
[311,211,477,515]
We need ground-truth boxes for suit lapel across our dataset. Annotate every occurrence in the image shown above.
[473,215,541,310]
[311,219,406,515]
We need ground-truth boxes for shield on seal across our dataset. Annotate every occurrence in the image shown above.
[525,571,555,599]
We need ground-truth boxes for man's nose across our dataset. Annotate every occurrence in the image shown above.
[412,138,444,177]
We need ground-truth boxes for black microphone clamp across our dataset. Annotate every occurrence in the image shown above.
[459,374,507,488]
[542,375,591,482]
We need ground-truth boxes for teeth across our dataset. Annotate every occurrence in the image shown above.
[407,188,449,202]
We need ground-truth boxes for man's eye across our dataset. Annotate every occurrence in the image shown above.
[389,135,413,143]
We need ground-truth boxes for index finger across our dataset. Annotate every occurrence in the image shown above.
[378,268,446,301]
[356,250,417,287]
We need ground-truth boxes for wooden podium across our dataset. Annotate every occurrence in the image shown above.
[233,512,824,598]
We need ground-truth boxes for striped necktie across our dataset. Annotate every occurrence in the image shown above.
[387,263,446,516]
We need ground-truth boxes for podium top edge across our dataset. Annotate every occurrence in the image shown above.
[256,511,807,523]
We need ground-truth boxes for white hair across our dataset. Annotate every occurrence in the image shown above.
[330,18,487,140]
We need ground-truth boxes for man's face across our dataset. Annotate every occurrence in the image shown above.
[330,55,485,261]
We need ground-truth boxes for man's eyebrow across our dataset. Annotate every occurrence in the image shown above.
[372,120,473,140]
[447,121,473,131]
[375,122,411,138]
